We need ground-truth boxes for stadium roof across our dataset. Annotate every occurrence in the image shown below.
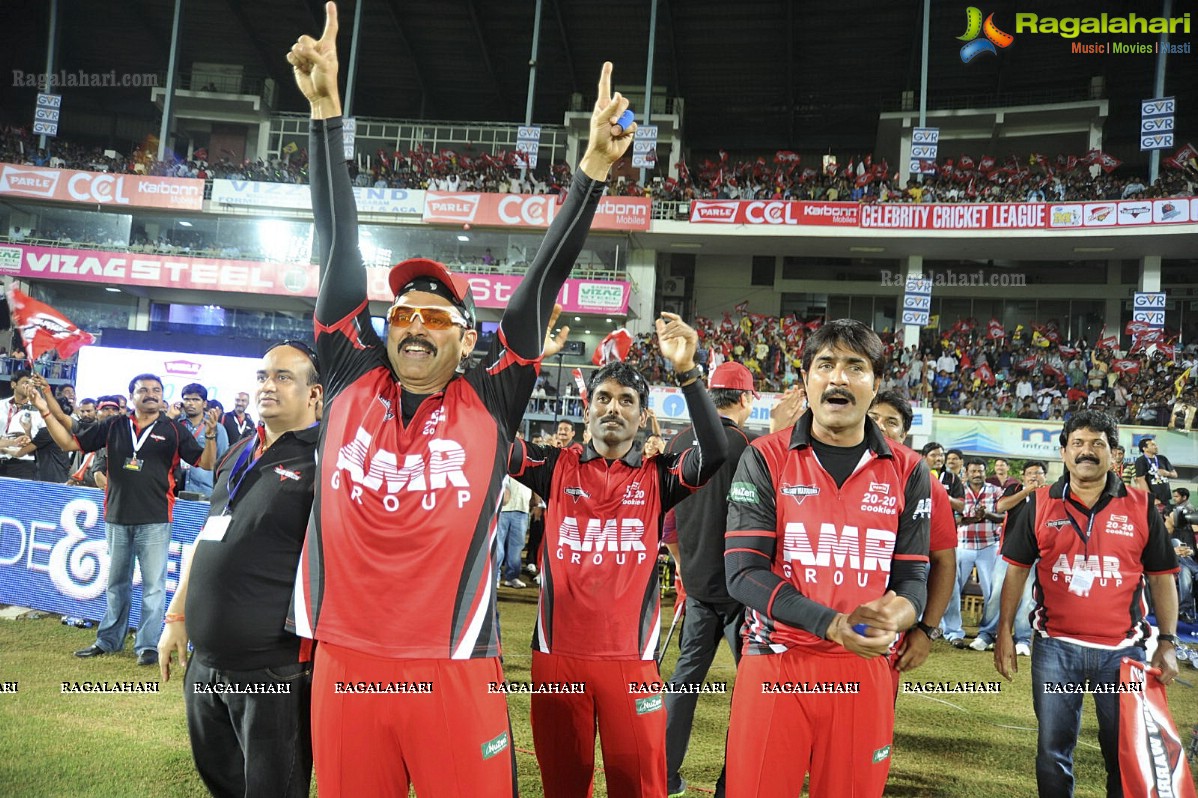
[2,0,1196,166]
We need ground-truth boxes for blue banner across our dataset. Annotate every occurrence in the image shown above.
[0,477,209,624]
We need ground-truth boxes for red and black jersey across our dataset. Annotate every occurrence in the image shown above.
[508,381,726,660]
[1002,471,1177,648]
[290,117,607,661]
[726,412,931,656]
[74,412,204,525]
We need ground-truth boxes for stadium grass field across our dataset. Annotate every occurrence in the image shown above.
[1,589,1195,797]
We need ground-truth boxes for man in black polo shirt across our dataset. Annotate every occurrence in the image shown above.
[158,342,322,798]
[663,361,758,798]
[33,372,217,665]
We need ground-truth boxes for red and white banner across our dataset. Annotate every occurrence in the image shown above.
[688,199,859,227]
[0,244,631,315]
[0,162,204,210]
[422,192,651,231]
[6,286,95,362]
[1118,658,1196,798]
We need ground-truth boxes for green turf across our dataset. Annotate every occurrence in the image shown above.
[1,595,1195,796]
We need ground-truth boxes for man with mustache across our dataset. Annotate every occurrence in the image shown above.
[506,316,726,797]
[725,319,930,798]
[286,4,636,795]
[995,410,1179,798]
[947,457,1004,652]
[33,372,218,665]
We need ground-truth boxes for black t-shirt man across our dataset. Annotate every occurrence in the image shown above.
[75,413,205,525]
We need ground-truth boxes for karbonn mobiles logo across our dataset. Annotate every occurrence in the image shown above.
[958,7,1014,62]
[333,427,472,512]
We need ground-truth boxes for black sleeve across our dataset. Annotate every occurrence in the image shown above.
[1143,500,1180,573]
[947,474,965,499]
[309,118,389,400]
[887,459,932,618]
[659,380,728,509]
[725,445,838,639]
[1001,491,1040,565]
[1134,456,1149,478]
[32,426,54,451]
[498,171,608,361]
[73,416,112,454]
[507,438,560,501]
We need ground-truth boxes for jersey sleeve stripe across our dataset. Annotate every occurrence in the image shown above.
[893,553,930,562]
[765,582,786,617]
[725,529,776,538]
[1145,567,1180,575]
[315,298,369,339]
[725,546,772,557]
[494,326,540,368]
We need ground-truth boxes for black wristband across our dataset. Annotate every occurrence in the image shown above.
[1156,633,1178,645]
[674,366,702,386]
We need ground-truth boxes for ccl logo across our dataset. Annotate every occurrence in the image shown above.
[958,7,1014,62]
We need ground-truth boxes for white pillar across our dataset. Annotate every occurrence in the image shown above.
[625,248,657,336]
[901,254,925,350]
[1140,255,1162,292]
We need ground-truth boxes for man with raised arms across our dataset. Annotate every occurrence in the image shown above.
[286,4,634,795]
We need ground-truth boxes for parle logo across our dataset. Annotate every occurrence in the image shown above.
[958,7,1014,63]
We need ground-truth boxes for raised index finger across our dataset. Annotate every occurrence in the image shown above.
[596,61,612,107]
[320,1,339,44]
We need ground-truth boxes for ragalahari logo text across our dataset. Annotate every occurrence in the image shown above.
[958,7,1014,62]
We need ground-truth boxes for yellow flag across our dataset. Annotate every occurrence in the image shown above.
[1032,330,1050,348]
[923,314,940,329]
[282,141,299,155]
[1176,367,1193,398]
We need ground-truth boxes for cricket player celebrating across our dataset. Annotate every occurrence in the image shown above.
[507,316,727,797]
[724,319,930,797]
[286,4,635,795]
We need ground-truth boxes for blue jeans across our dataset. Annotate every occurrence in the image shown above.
[940,543,998,640]
[1171,546,1197,616]
[94,522,171,654]
[976,557,1034,645]
[1031,636,1144,798]
[496,511,528,582]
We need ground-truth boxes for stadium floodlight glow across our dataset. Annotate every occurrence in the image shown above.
[850,246,885,253]
[457,234,470,242]
[669,243,702,249]
[105,287,121,293]
[177,220,193,227]
[1073,246,1115,253]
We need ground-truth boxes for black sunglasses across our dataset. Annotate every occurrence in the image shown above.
[265,339,321,381]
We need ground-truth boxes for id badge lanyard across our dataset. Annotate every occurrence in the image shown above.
[1060,484,1097,594]
[126,418,157,470]
[223,440,263,517]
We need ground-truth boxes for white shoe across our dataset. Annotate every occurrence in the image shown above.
[501,578,527,589]
[524,564,538,576]
[968,637,991,652]
[534,574,542,586]
[1015,643,1031,657]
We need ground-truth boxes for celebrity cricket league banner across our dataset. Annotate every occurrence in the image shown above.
[423,191,651,231]
[0,162,204,210]
[0,478,208,624]
[0,244,631,315]
[687,198,1198,231]
[211,179,425,215]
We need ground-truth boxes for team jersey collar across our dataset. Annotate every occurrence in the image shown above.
[1047,469,1126,501]
[787,409,893,458]
[578,438,644,467]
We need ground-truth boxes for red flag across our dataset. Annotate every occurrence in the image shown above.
[1125,320,1154,337]
[958,154,975,171]
[734,301,749,315]
[986,319,1005,340]
[1058,346,1079,358]
[773,150,799,164]
[1043,362,1064,380]
[1118,658,1197,798]
[1110,359,1141,374]
[6,287,96,363]
[1163,142,1198,171]
[804,318,824,332]
[571,368,588,403]
[591,328,633,366]
[975,362,996,386]
[1017,356,1038,370]
[978,155,996,174]
[192,147,208,161]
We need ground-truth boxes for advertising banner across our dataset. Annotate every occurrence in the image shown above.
[0,478,208,623]
[422,192,651,231]
[0,244,631,314]
[688,199,859,226]
[211,179,425,215]
[0,162,204,210]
